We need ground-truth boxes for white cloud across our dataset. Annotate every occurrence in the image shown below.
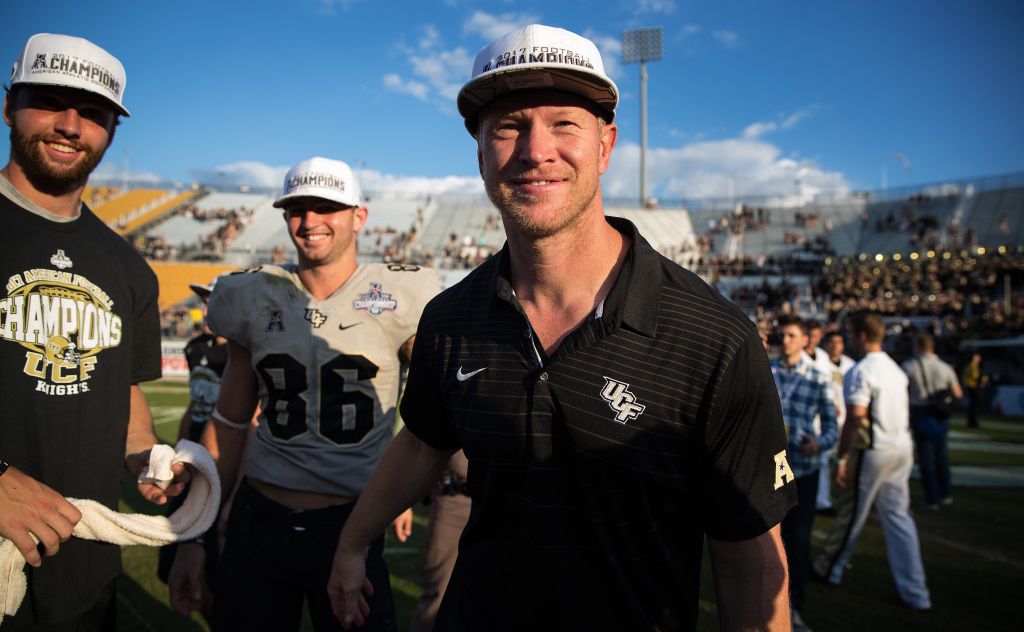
[634,0,676,15]
[383,73,430,101]
[188,161,483,199]
[190,161,290,189]
[462,10,540,41]
[90,162,164,185]
[419,24,441,50]
[712,29,740,49]
[408,46,473,101]
[357,169,484,198]
[383,24,476,113]
[678,24,701,39]
[742,107,815,139]
[602,135,848,205]
[584,31,624,80]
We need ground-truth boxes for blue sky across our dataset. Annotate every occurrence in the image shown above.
[2,0,1022,202]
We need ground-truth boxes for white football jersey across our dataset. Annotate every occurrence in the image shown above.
[208,262,441,496]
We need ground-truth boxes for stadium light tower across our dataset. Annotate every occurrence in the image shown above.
[622,27,663,207]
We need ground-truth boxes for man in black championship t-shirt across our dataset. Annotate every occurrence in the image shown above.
[329,24,797,632]
[0,33,188,630]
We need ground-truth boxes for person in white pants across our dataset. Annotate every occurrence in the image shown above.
[813,313,931,611]
[815,331,854,512]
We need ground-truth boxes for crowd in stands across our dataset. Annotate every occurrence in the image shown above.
[705,204,772,236]
[83,186,120,207]
[135,235,176,260]
[364,224,419,264]
[140,202,256,261]
[813,250,1024,340]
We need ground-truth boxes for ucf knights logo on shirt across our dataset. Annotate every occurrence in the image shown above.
[0,254,123,396]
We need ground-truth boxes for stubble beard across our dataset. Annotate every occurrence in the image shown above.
[9,125,107,196]
[484,173,599,240]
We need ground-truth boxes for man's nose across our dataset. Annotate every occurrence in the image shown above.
[52,108,82,139]
[516,125,557,165]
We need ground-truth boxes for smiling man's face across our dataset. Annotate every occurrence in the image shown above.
[477,90,616,239]
[4,84,117,196]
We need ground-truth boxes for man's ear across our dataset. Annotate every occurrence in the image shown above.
[598,121,618,175]
[352,206,369,233]
[3,92,14,128]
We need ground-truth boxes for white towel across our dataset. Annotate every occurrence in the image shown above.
[0,439,221,623]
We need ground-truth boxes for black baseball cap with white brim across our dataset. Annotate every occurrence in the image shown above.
[273,157,362,209]
[457,24,618,133]
[10,33,130,117]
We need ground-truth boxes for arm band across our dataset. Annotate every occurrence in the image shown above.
[212,408,250,430]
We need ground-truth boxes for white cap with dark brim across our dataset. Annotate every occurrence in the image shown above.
[10,33,130,117]
[273,157,362,209]
[457,24,618,132]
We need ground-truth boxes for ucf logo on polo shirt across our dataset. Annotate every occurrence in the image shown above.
[600,376,646,423]
[1,253,122,396]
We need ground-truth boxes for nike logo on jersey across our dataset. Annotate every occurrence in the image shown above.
[456,366,487,381]
[338,321,362,331]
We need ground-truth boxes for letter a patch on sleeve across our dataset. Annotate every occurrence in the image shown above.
[773,450,795,490]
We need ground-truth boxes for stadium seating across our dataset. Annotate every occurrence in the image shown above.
[966,186,1024,249]
[117,191,196,235]
[148,261,239,311]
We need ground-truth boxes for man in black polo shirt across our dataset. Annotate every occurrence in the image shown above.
[329,24,795,631]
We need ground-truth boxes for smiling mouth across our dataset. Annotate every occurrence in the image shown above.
[43,140,82,156]
[302,234,330,242]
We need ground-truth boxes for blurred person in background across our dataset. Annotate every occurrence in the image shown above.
[960,352,987,429]
[902,334,962,509]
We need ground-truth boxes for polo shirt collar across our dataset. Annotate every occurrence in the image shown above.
[487,215,661,339]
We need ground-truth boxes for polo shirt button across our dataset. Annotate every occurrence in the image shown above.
[539,372,549,382]
[524,329,532,338]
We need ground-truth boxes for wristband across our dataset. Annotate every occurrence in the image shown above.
[212,408,250,430]
[0,459,8,478]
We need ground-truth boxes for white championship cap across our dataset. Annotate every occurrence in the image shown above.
[10,33,130,117]
[457,24,618,131]
[273,157,362,209]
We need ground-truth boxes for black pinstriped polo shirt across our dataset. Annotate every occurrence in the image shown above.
[402,217,795,631]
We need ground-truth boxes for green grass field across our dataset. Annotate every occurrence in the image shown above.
[115,381,1024,631]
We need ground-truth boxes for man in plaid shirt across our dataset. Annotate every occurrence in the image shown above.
[771,315,838,631]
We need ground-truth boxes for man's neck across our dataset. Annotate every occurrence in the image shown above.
[296,257,358,302]
[783,353,803,367]
[505,207,629,353]
[1,162,85,218]
[830,354,842,365]
[863,342,882,354]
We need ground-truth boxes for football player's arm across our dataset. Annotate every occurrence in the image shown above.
[385,333,420,543]
[201,340,259,503]
[836,404,868,488]
[708,525,791,631]
[329,428,454,628]
[126,384,189,506]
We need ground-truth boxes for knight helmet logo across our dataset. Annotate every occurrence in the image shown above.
[600,376,646,424]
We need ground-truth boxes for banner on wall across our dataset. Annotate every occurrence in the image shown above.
[162,339,188,378]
